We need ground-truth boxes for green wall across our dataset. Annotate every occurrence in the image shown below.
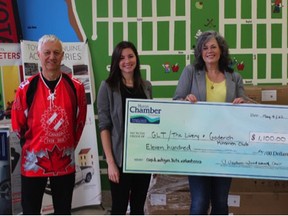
[74,0,288,189]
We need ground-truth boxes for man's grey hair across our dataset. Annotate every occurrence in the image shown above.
[37,34,63,52]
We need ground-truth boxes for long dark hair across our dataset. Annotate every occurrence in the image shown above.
[194,31,233,73]
[106,41,143,90]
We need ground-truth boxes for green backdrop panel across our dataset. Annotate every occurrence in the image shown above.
[152,86,177,98]
[97,1,108,17]
[271,54,282,79]
[128,0,137,17]
[257,54,266,79]
[231,54,253,79]
[224,0,236,19]
[176,0,186,16]
[241,0,252,19]
[142,0,152,17]
[257,0,266,19]
[157,22,169,50]
[157,0,170,16]
[128,22,137,46]
[272,24,282,48]
[113,23,124,46]
[257,24,266,48]
[225,25,237,49]
[174,21,186,50]
[113,1,122,17]
[241,24,252,48]
[142,22,153,50]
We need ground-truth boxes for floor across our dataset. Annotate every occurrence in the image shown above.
[71,191,112,215]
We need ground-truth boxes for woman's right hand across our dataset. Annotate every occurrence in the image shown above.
[185,94,198,103]
[107,162,120,183]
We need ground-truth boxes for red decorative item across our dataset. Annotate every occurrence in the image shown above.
[36,145,72,174]
[172,63,179,72]
[237,62,245,71]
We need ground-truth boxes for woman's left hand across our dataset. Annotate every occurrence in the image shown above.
[232,97,245,104]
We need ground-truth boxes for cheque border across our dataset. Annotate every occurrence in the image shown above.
[124,99,288,180]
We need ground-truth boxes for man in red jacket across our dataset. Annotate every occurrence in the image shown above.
[11,34,87,215]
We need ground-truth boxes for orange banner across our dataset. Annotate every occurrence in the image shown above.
[0,0,22,43]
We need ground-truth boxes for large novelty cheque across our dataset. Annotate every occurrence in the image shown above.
[123,99,288,180]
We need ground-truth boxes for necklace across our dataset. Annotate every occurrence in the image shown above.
[206,71,223,90]
[211,83,215,90]
[206,74,216,90]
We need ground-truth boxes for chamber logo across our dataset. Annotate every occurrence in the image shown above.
[129,104,161,124]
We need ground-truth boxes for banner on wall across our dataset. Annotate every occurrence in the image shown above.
[0,0,22,43]
[0,43,22,127]
[0,43,22,214]
[19,40,101,214]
